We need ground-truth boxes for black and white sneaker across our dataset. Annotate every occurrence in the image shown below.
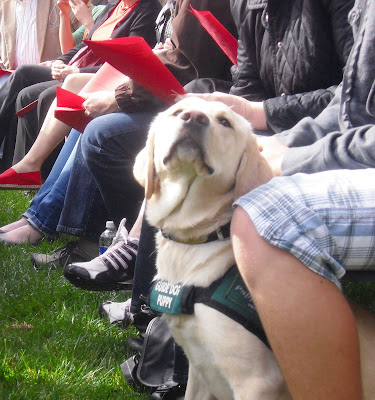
[64,219,138,291]
[98,298,134,327]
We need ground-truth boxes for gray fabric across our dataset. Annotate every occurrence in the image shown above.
[277,0,375,174]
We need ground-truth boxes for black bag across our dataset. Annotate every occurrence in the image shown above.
[121,315,175,390]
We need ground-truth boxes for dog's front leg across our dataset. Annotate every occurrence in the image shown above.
[185,365,216,400]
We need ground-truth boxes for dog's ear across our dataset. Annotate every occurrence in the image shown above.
[234,133,273,200]
[133,129,157,200]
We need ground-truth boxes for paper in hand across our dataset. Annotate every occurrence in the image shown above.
[84,36,186,104]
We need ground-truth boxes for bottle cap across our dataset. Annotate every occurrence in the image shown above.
[106,221,116,230]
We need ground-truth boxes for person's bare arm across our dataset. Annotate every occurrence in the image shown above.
[57,0,94,54]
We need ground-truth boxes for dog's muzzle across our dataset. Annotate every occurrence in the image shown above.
[163,110,214,174]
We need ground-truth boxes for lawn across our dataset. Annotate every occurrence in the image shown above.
[0,191,146,400]
[1,190,375,400]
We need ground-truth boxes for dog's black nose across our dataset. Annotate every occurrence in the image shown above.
[179,110,209,127]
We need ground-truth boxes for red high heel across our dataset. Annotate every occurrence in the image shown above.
[0,168,42,190]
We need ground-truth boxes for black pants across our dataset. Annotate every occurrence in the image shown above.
[0,64,54,172]
[131,218,189,385]
[14,81,63,180]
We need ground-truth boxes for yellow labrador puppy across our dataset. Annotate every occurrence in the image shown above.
[134,97,375,400]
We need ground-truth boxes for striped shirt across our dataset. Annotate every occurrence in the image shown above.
[15,0,39,67]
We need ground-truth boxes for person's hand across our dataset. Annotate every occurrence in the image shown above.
[69,0,94,31]
[39,60,54,68]
[256,135,289,176]
[57,0,71,15]
[81,91,120,118]
[153,38,174,55]
[179,92,267,131]
[51,61,79,81]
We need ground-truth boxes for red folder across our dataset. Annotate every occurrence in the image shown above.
[16,100,38,118]
[83,37,187,104]
[54,63,128,132]
[55,87,91,133]
[189,6,238,66]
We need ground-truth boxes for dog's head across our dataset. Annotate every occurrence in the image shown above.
[134,97,273,237]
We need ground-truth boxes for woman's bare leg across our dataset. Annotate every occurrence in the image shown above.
[12,73,94,173]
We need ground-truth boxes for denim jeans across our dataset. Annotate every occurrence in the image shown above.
[24,129,81,238]
[25,111,153,240]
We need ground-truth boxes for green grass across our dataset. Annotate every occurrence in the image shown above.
[1,191,375,400]
[0,191,146,399]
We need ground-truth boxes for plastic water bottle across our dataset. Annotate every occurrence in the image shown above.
[99,221,117,255]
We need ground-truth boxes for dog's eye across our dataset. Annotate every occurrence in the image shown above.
[217,117,232,128]
[172,109,182,117]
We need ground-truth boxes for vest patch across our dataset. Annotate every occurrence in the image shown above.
[151,281,184,314]
[150,266,269,347]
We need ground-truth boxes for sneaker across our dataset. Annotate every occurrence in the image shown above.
[99,298,134,327]
[64,218,138,291]
[150,381,187,400]
[31,240,95,270]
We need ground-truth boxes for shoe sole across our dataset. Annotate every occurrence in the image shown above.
[64,270,133,291]
[0,184,41,190]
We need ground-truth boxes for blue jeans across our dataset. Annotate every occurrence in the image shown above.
[24,129,81,238]
[25,112,153,240]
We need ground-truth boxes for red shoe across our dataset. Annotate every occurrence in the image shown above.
[0,168,42,190]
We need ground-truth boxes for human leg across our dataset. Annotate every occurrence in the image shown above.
[59,111,153,233]
[28,111,152,268]
[0,129,81,244]
[13,81,62,165]
[0,64,53,172]
[11,73,94,175]
[14,83,63,180]
[231,169,375,400]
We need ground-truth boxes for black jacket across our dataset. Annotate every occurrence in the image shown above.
[230,0,354,133]
[57,0,161,73]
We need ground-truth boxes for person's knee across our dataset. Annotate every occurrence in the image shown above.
[62,73,83,90]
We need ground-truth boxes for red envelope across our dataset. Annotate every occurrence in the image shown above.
[189,6,238,66]
[55,87,92,133]
[83,37,186,104]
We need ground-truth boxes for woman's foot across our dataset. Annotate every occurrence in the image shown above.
[0,217,29,233]
[0,223,43,245]
[0,168,42,190]
[11,158,41,174]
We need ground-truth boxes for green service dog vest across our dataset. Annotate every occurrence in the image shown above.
[150,265,269,347]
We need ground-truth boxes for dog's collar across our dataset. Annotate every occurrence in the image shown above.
[160,222,231,244]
